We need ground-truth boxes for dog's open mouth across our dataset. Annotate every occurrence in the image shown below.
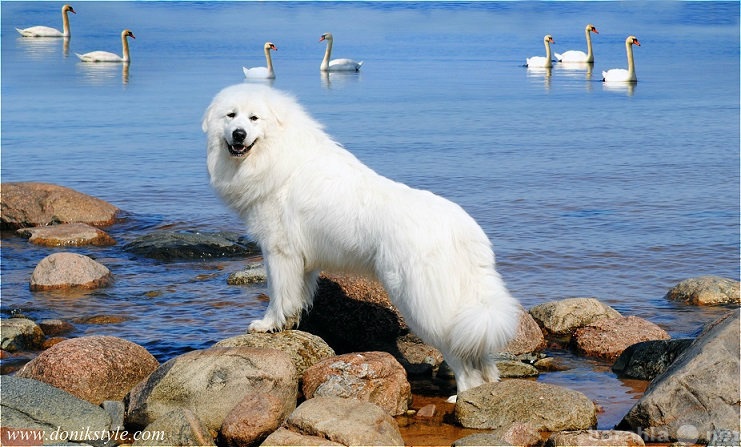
[227,140,256,157]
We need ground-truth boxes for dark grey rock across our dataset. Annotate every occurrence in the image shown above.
[612,339,694,380]
[123,231,259,260]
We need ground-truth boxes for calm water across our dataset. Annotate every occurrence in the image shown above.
[2,1,739,428]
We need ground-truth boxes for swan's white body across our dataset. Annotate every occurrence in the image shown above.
[602,36,640,82]
[76,29,135,63]
[319,32,363,72]
[555,24,598,63]
[243,42,277,79]
[16,4,75,38]
[526,35,555,68]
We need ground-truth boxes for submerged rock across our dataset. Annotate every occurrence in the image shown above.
[18,222,116,247]
[665,276,740,305]
[123,231,259,260]
[612,338,694,380]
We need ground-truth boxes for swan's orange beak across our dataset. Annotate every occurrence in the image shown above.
[319,36,326,42]
[634,39,640,46]
[592,28,598,34]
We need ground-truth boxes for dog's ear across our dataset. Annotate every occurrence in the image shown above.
[201,103,214,133]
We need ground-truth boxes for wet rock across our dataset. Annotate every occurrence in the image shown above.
[227,262,267,285]
[219,392,291,447]
[391,333,444,377]
[572,316,670,361]
[214,329,335,377]
[529,297,621,339]
[16,335,159,405]
[134,408,215,447]
[0,318,45,352]
[302,351,412,416]
[619,309,740,444]
[126,347,297,433]
[665,276,740,305]
[0,375,111,436]
[546,430,645,446]
[0,182,119,230]
[263,396,404,446]
[495,358,539,378]
[453,421,542,446]
[299,273,407,353]
[502,308,546,354]
[123,231,259,260]
[37,319,75,336]
[455,379,597,431]
[29,252,113,291]
[102,400,125,431]
[612,338,694,380]
[17,222,116,247]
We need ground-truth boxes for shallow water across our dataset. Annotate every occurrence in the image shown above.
[2,1,739,430]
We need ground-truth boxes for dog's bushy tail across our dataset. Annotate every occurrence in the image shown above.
[447,272,521,361]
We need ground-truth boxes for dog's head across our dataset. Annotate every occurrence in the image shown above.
[202,84,294,159]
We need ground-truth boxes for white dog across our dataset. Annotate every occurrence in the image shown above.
[202,84,521,395]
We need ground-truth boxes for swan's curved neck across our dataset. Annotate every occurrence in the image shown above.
[585,28,593,62]
[122,33,131,62]
[321,39,333,71]
[626,41,635,79]
[265,46,274,73]
[544,40,553,68]
[62,9,71,36]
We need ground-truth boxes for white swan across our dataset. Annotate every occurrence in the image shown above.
[319,32,363,72]
[526,35,555,68]
[243,42,277,79]
[16,4,75,38]
[76,29,135,63]
[602,35,640,82]
[555,24,598,63]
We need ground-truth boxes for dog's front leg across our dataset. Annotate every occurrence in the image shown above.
[248,252,307,333]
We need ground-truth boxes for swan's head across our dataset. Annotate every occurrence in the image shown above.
[122,29,135,39]
[627,35,640,46]
[544,35,555,44]
[319,32,333,43]
[62,4,76,14]
[264,42,277,51]
[586,24,598,34]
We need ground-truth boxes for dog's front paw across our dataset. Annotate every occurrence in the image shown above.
[248,319,282,333]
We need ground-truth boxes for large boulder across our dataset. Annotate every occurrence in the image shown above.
[126,347,297,433]
[618,309,740,444]
[17,335,159,405]
[1,182,119,230]
[214,330,335,377]
[133,408,215,447]
[572,316,670,361]
[529,298,621,339]
[262,396,404,446]
[665,276,740,305]
[455,379,597,431]
[1,376,111,439]
[302,351,412,416]
[30,252,113,291]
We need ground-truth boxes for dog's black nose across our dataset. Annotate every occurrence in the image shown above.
[232,128,247,143]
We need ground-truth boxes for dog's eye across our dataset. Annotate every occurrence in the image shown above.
[226,112,236,119]
[249,115,259,122]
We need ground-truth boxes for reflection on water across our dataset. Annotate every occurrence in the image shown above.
[75,62,130,85]
[16,36,69,58]
[602,81,636,96]
[320,70,362,89]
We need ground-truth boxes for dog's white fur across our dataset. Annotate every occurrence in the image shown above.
[202,83,521,394]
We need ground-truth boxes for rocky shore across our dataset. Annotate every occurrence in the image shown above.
[1,182,739,446]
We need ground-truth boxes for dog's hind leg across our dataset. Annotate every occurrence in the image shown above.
[248,253,316,333]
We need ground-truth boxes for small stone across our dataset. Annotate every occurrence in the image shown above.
[30,252,112,291]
